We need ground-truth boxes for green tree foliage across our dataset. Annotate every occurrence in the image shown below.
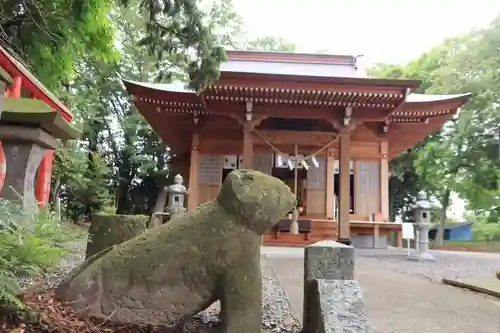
[243,36,296,52]
[0,0,118,90]
[0,199,85,312]
[50,0,275,219]
[373,16,500,243]
[119,0,229,92]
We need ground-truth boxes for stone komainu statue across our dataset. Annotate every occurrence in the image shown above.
[55,169,296,333]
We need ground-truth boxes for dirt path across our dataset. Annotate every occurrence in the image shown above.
[264,250,500,333]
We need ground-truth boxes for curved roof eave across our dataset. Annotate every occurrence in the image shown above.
[406,93,472,105]
[122,79,195,95]
[122,79,472,110]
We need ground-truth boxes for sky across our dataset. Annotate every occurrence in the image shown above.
[233,0,500,65]
[231,0,500,219]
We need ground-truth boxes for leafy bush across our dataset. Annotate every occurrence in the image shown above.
[0,199,73,312]
[100,205,117,215]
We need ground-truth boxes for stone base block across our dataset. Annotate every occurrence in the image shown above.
[304,240,355,281]
[305,279,372,333]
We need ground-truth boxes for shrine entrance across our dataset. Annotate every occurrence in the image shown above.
[271,166,307,214]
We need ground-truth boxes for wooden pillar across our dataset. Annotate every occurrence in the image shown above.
[338,129,351,243]
[242,123,254,169]
[188,133,200,210]
[380,141,389,221]
[35,150,55,208]
[373,223,380,248]
[11,76,21,98]
[325,150,335,219]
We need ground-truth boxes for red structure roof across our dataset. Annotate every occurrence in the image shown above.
[123,50,471,159]
[0,45,72,121]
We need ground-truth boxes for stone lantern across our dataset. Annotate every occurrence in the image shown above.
[408,190,442,261]
[166,174,187,216]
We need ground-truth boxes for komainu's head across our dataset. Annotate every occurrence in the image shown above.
[217,169,296,235]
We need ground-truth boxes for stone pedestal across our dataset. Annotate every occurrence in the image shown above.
[0,97,80,215]
[408,222,435,261]
[0,125,58,213]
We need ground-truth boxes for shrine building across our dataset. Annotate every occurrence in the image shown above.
[123,50,470,248]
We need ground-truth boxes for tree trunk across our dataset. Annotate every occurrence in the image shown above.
[148,185,169,228]
[85,213,148,259]
[435,189,451,247]
[115,180,132,214]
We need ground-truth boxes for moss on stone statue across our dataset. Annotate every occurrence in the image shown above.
[85,213,148,259]
[55,169,296,333]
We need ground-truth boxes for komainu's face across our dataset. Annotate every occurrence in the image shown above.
[217,169,296,235]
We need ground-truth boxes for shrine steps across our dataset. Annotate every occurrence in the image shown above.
[263,220,336,247]
[263,219,403,248]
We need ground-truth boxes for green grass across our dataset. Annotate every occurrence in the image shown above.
[0,199,88,314]
[432,240,500,252]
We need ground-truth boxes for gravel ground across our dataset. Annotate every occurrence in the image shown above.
[260,256,301,333]
[265,248,500,333]
[20,238,87,289]
[22,241,300,333]
[356,248,500,282]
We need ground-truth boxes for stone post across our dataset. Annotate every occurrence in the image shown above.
[407,190,441,261]
[166,174,187,216]
[0,98,80,217]
[303,240,355,330]
[0,142,47,212]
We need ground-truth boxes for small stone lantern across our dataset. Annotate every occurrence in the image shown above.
[408,190,442,261]
[166,174,187,216]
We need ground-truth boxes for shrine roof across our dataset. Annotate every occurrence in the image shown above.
[223,50,366,78]
[0,45,72,121]
[125,71,420,94]
[124,78,470,111]
[123,51,471,158]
